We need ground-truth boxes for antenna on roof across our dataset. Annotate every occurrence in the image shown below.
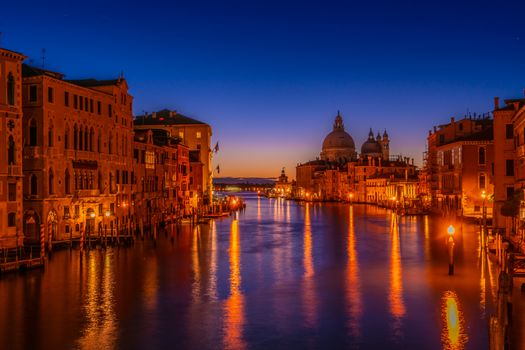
[41,48,46,68]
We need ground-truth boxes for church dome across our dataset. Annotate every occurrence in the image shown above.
[320,112,356,162]
[361,128,383,157]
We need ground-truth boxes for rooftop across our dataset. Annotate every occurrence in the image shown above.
[135,109,207,126]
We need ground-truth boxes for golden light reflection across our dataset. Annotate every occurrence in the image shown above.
[302,203,317,327]
[78,252,117,349]
[346,205,362,337]
[207,220,218,301]
[423,215,430,260]
[389,213,405,334]
[223,219,246,350]
[441,290,468,350]
[479,244,486,315]
[192,225,201,301]
[257,197,261,222]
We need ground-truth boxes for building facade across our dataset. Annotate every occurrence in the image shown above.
[134,110,213,206]
[0,49,26,248]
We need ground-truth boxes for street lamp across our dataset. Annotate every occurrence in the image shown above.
[448,225,455,275]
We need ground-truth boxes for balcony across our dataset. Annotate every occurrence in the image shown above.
[7,165,22,177]
[76,189,100,197]
[24,146,42,159]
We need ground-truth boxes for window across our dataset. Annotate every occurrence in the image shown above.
[478,147,486,165]
[65,127,69,149]
[30,174,37,195]
[7,73,15,105]
[84,97,88,111]
[507,187,515,200]
[506,124,514,139]
[8,136,15,165]
[506,159,515,176]
[48,87,54,103]
[89,99,93,113]
[65,169,71,194]
[48,126,53,147]
[439,134,444,145]
[63,206,70,219]
[108,104,112,117]
[479,174,486,189]
[79,96,83,110]
[73,94,78,109]
[8,213,16,227]
[459,123,463,131]
[29,119,37,146]
[49,168,54,195]
[64,91,69,107]
[75,205,80,218]
[73,125,78,150]
[98,204,103,216]
[179,131,184,139]
[29,85,37,102]
[97,101,101,115]
[8,183,16,202]
[196,132,201,139]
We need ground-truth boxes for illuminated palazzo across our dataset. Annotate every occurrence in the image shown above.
[0,46,212,249]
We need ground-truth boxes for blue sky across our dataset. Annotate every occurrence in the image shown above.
[2,0,525,177]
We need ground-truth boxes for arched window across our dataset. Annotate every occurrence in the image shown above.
[98,171,103,191]
[89,172,93,189]
[65,169,71,194]
[84,129,88,151]
[83,171,88,189]
[30,174,37,195]
[8,135,15,165]
[108,133,113,154]
[74,171,78,190]
[90,128,94,152]
[48,125,54,147]
[48,168,54,195]
[109,172,113,192]
[7,73,15,106]
[64,126,69,149]
[29,119,37,146]
[74,124,78,150]
[97,134,101,153]
[479,147,486,165]
[7,212,16,227]
[78,126,83,151]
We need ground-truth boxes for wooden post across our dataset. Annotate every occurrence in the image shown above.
[40,224,45,259]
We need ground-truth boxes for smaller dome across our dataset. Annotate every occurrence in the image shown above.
[361,128,383,156]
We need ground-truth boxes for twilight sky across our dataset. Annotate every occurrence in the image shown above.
[2,0,525,178]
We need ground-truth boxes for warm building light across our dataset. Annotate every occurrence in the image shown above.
[481,190,486,200]
[447,225,455,236]
[105,210,111,218]
[90,212,96,219]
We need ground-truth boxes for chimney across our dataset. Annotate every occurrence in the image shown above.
[152,112,157,119]
[514,102,520,111]
[433,126,437,132]
[451,117,455,123]
[494,97,500,110]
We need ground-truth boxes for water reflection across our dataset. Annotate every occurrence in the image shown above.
[207,220,218,301]
[192,225,202,301]
[78,252,118,349]
[345,205,362,338]
[389,213,405,339]
[302,203,317,327]
[223,219,246,350]
[441,290,468,350]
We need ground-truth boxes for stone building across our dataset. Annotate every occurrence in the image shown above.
[134,109,212,206]
[275,168,293,196]
[21,64,134,245]
[425,116,494,217]
[0,48,26,248]
[132,129,190,228]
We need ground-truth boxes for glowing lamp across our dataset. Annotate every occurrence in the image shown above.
[105,210,111,218]
[90,212,96,219]
[447,225,455,236]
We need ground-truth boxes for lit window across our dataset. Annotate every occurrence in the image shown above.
[196,132,201,139]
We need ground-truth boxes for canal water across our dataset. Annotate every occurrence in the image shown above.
[0,193,498,349]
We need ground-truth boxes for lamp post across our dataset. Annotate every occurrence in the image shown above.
[448,225,455,275]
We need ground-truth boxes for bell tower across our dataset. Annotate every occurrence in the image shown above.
[382,130,390,160]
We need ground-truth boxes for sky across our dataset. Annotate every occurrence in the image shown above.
[2,0,525,178]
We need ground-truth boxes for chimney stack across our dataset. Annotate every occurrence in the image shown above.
[494,97,500,110]
[451,117,455,123]
[514,102,520,111]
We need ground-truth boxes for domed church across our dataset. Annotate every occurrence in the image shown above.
[361,128,390,160]
[320,112,357,162]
